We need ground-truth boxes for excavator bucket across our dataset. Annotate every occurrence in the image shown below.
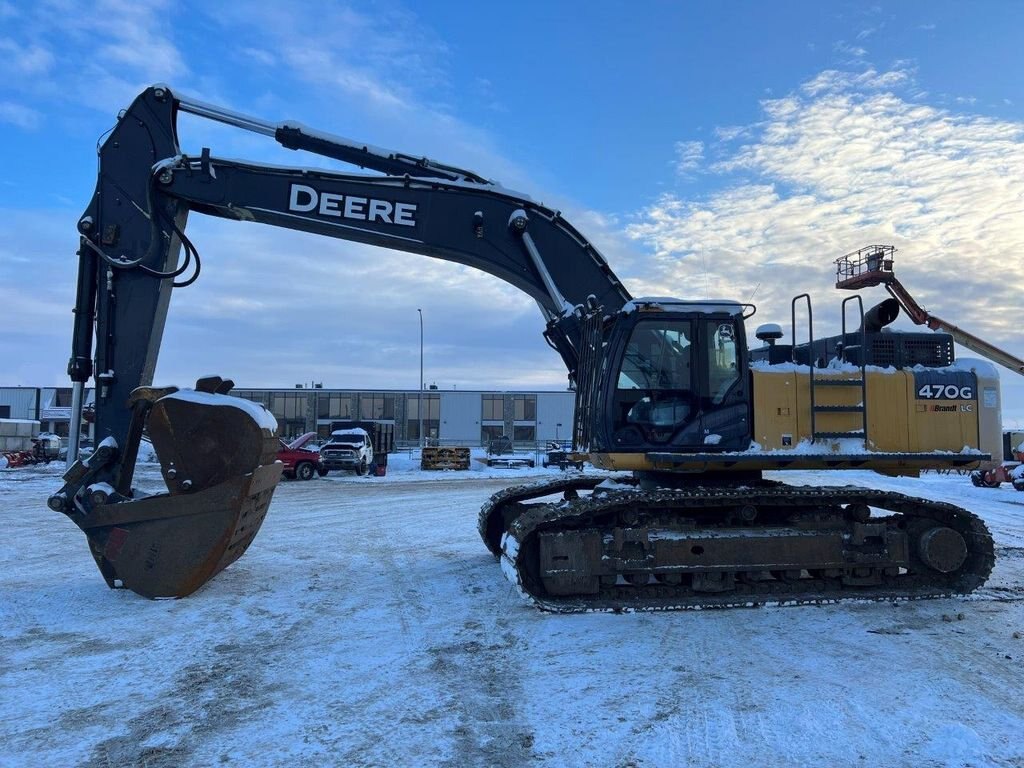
[69,387,282,598]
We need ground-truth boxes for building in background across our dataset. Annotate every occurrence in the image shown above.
[1,386,574,448]
[231,387,575,447]
[0,387,96,439]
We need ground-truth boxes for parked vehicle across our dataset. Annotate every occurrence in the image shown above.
[276,432,325,481]
[542,441,584,471]
[3,432,62,468]
[970,430,1024,491]
[485,435,535,468]
[320,428,374,475]
[329,420,394,475]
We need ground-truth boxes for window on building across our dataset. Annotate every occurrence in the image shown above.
[407,419,440,443]
[481,395,503,421]
[271,392,306,420]
[512,395,536,421]
[407,394,440,442]
[278,420,307,440]
[481,424,505,444]
[406,394,440,420]
[235,390,270,407]
[359,393,395,420]
[317,395,355,419]
[0,405,9,419]
[54,388,73,407]
[513,424,536,443]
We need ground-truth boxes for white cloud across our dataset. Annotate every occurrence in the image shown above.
[0,1,587,392]
[0,101,41,129]
[0,0,188,113]
[200,2,449,117]
[146,215,558,390]
[801,67,911,97]
[674,140,704,176]
[834,41,868,58]
[0,38,55,77]
[627,69,1024,419]
[715,126,750,142]
[239,47,276,67]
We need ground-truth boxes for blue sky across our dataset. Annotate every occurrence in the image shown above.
[1,0,1022,423]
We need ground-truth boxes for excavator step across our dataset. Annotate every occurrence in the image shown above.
[813,378,864,386]
[813,430,865,439]
[813,405,864,413]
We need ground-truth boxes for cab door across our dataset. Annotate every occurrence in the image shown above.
[700,317,750,450]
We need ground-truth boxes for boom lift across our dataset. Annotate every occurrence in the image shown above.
[51,86,999,609]
[835,245,1024,377]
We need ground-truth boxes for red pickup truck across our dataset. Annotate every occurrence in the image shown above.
[277,432,326,480]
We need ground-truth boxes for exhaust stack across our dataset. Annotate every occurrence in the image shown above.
[862,298,900,333]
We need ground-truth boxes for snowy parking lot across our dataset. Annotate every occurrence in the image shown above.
[2,459,1023,767]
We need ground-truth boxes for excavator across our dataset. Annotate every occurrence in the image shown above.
[50,85,1000,610]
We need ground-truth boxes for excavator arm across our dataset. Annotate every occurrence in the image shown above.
[51,84,630,597]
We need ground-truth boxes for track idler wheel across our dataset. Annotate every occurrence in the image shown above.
[73,378,283,598]
[917,527,968,573]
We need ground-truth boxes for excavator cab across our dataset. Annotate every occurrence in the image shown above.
[578,299,754,458]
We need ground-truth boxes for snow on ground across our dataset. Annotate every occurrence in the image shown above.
[2,458,1023,768]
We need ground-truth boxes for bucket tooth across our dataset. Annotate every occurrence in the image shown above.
[194,375,235,394]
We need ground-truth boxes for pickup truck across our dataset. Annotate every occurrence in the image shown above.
[320,428,374,475]
[277,432,326,480]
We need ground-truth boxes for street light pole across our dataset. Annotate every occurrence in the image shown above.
[418,308,424,448]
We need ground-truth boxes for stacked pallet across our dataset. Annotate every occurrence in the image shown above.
[420,446,471,471]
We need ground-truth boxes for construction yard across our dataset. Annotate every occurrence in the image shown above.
[1,457,1023,767]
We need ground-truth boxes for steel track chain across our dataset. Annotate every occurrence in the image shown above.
[483,480,994,613]
[477,475,613,556]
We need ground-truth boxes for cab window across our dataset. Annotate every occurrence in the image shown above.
[707,320,738,404]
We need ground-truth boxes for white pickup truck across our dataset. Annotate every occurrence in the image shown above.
[319,428,374,475]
